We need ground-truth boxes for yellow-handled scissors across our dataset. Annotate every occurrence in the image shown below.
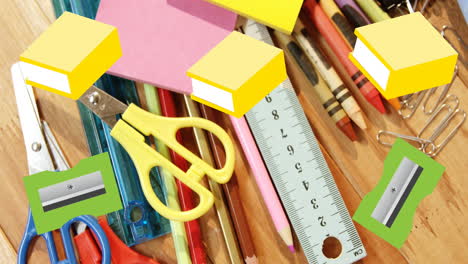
[78,86,235,222]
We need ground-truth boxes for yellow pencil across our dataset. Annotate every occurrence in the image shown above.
[181,95,243,264]
[293,20,367,129]
[143,84,192,264]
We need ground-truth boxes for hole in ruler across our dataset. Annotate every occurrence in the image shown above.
[322,236,342,259]
[130,205,143,223]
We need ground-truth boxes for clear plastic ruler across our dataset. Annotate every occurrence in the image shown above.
[243,20,366,264]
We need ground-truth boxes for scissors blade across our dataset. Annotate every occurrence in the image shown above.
[78,86,128,128]
[12,63,54,175]
[42,121,70,171]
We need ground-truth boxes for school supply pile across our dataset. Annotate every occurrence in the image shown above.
[8,0,467,263]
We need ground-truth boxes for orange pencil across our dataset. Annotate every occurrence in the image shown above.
[303,0,386,113]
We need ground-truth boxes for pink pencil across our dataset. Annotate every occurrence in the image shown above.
[229,116,294,252]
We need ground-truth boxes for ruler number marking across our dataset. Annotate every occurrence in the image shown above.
[272,109,279,120]
[302,180,309,191]
[318,216,326,227]
[311,198,319,209]
[287,145,295,155]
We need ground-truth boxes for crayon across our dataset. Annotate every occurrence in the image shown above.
[388,97,402,111]
[199,104,258,264]
[274,30,357,141]
[354,0,391,22]
[293,21,367,129]
[319,0,357,47]
[303,0,386,113]
[334,0,372,27]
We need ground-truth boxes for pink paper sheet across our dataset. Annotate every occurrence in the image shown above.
[96,0,237,94]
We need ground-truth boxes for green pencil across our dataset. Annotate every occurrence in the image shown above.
[143,84,192,264]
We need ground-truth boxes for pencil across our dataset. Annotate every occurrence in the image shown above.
[199,103,258,264]
[303,0,386,114]
[319,0,357,47]
[143,84,192,264]
[180,95,244,264]
[157,88,207,264]
[229,115,295,252]
[293,20,367,129]
[354,0,391,23]
[274,30,357,140]
[334,0,371,27]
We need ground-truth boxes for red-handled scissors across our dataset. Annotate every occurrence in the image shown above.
[74,216,159,264]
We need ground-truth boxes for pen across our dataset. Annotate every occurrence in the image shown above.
[274,30,358,140]
[199,103,258,264]
[181,95,244,264]
[157,88,207,264]
[303,0,387,114]
[229,115,295,252]
[293,20,367,130]
[143,84,192,264]
[319,0,357,47]
[334,0,372,27]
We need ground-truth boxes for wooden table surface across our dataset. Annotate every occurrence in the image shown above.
[1,1,467,263]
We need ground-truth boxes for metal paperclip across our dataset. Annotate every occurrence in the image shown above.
[398,90,428,119]
[419,0,432,14]
[425,109,466,157]
[418,104,454,147]
[400,93,414,107]
[378,95,465,156]
[441,26,467,68]
[377,130,433,150]
[418,95,465,156]
[422,66,458,115]
[418,95,459,140]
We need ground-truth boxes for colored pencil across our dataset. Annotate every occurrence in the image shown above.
[319,0,357,47]
[293,20,367,130]
[334,0,371,27]
[303,0,387,114]
[157,88,206,264]
[180,95,244,264]
[274,30,357,140]
[143,84,192,264]
[229,115,295,252]
[199,103,258,264]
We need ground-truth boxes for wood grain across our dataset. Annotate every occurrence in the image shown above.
[0,0,467,263]
[0,226,16,263]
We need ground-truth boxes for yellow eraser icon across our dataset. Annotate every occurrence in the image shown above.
[188,31,287,117]
[19,12,122,100]
[204,0,302,34]
[349,12,458,99]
